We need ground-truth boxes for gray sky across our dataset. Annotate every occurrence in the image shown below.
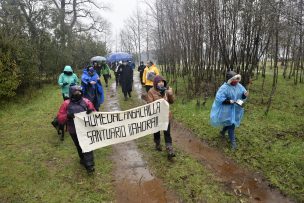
[102,0,145,51]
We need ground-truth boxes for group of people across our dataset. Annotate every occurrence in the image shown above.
[57,62,108,173]
[55,58,249,174]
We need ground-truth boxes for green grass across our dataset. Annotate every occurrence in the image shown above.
[171,75,304,202]
[0,85,114,202]
[117,85,241,202]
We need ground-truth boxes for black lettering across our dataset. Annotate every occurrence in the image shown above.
[156,101,161,114]
[100,114,107,125]
[83,116,91,127]
[94,114,102,126]
[121,126,126,137]
[87,131,94,144]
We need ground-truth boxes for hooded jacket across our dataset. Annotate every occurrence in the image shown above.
[81,68,104,108]
[147,75,174,120]
[142,64,160,86]
[210,73,247,127]
[58,66,79,97]
[57,86,95,134]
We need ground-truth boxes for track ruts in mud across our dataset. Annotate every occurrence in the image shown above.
[132,73,293,203]
[104,81,178,203]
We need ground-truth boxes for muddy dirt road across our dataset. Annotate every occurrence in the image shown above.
[104,81,178,203]
[132,73,293,203]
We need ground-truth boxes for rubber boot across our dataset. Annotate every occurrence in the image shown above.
[166,144,176,160]
[219,130,225,139]
[155,143,162,151]
[231,141,237,151]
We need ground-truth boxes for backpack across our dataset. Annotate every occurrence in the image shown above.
[51,117,65,141]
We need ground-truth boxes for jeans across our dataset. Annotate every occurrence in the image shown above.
[222,124,236,148]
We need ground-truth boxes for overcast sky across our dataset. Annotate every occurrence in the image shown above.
[101,0,147,51]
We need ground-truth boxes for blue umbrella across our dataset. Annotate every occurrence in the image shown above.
[90,56,106,62]
[106,52,133,63]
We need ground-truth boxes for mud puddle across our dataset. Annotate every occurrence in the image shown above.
[132,73,292,203]
[105,81,177,203]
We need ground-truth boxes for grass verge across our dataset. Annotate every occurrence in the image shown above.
[0,85,114,202]
[117,83,241,202]
[171,75,304,202]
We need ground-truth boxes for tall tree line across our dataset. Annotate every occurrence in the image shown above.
[0,0,109,98]
[139,0,304,111]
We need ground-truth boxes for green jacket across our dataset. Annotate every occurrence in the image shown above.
[101,64,111,75]
[58,66,78,97]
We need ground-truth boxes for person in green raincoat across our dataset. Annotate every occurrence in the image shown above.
[58,65,79,100]
[100,61,111,87]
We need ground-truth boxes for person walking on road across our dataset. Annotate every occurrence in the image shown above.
[57,85,96,173]
[210,71,249,150]
[142,61,159,92]
[81,66,104,111]
[118,61,133,101]
[114,61,122,88]
[137,61,145,85]
[147,75,176,160]
[92,61,102,77]
[100,61,111,87]
[58,65,78,100]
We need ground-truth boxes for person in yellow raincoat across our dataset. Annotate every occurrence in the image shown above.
[142,61,160,92]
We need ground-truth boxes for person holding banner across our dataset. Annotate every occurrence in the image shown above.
[57,85,96,173]
[147,75,176,160]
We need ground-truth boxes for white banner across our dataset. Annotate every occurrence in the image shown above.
[74,99,169,152]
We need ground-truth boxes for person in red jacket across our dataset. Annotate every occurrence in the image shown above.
[57,85,96,173]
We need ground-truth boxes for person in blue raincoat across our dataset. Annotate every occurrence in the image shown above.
[210,71,249,150]
[58,65,78,100]
[81,66,104,111]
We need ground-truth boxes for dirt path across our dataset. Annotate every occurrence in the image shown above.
[104,81,178,203]
[132,73,293,203]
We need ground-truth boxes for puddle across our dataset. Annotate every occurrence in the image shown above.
[132,73,293,203]
[170,121,293,203]
[105,80,177,203]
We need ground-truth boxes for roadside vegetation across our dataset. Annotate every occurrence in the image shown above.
[0,85,114,202]
[117,86,241,202]
[170,75,304,202]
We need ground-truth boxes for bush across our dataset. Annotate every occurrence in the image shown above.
[0,39,21,98]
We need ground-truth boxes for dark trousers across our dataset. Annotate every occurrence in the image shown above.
[103,74,110,86]
[62,94,69,101]
[154,123,172,145]
[123,91,132,98]
[70,133,94,168]
[139,72,144,84]
[145,85,153,92]
[114,73,120,87]
[222,124,236,147]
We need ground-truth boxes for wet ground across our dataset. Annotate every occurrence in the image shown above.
[132,73,293,203]
[171,121,292,203]
[104,80,177,203]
